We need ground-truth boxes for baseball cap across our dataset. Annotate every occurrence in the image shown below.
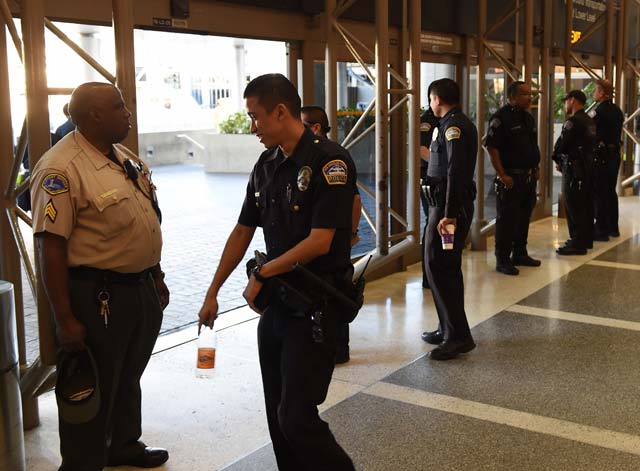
[562,90,587,104]
[55,347,100,424]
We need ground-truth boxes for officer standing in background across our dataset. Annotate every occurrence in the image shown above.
[485,81,541,276]
[419,105,439,289]
[420,78,477,361]
[590,79,624,240]
[300,105,362,364]
[31,82,170,471]
[553,90,597,255]
[199,74,355,471]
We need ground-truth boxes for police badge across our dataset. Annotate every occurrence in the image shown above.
[297,166,312,191]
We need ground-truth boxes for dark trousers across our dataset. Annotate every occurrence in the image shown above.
[563,174,594,249]
[593,152,621,236]
[58,275,163,471]
[494,175,536,260]
[258,303,354,471]
[425,200,474,341]
[420,177,430,283]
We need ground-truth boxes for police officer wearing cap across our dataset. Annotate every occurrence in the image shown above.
[486,81,542,276]
[31,83,170,470]
[419,105,439,288]
[590,79,624,240]
[301,105,362,365]
[420,78,477,361]
[553,90,597,255]
[199,74,355,471]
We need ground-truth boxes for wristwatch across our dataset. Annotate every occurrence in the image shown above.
[251,264,268,283]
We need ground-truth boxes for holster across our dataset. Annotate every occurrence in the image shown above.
[423,176,446,207]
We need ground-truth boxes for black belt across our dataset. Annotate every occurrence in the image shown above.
[505,168,535,175]
[69,266,152,284]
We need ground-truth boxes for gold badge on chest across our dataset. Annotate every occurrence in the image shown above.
[297,166,312,191]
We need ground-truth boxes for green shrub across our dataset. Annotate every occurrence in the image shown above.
[219,111,251,134]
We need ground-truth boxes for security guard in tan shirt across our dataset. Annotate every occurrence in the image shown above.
[31,82,169,471]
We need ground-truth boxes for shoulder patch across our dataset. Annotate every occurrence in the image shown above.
[563,120,574,131]
[420,122,432,132]
[41,173,69,195]
[44,199,57,223]
[445,126,461,141]
[322,159,348,185]
[490,118,501,128]
[588,109,596,118]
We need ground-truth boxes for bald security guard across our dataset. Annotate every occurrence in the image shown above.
[199,74,355,471]
[553,90,597,255]
[590,79,624,241]
[486,81,541,275]
[420,78,477,360]
[300,105,362,365]
[31,82,169,471]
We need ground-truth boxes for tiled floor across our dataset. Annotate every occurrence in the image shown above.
[23,195,640,471]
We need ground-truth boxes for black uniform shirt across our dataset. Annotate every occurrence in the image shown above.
[428,107,478,218]
[485,104,540,169]
[552,109,597,164]
[239,128,356,275]
[589,99,623,148]
[420,108,439,165]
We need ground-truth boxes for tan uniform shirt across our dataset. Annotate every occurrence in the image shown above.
[31,131,163,273]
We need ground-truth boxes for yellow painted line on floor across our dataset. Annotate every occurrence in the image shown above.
[509,304,640,332]
[587,260,640,271]
[364,382,640,457]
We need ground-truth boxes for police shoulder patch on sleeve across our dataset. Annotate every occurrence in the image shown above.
[588,109,597,118]
[490,118,501,128]
[563,120,574,131]
[420,122,432,132]
[322,159,348,185]
[445,126,462,141]
[41,173,69,195]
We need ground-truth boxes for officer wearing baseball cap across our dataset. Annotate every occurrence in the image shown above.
[553,90,597,255]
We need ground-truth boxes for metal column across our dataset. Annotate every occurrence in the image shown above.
[286,41,300,90]
[113,0,139,153]
[605,0,615,81]
[539,0,554,216]
[524,0,534,83]
[407,0,420,242]
[472,0,488,250]
[301,40,315,105]
[564,0,573,95]
[375,0,389,255]
[325,0,338,141]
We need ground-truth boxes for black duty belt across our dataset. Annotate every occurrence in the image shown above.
[69,266,152,284]
[505,168,535,175]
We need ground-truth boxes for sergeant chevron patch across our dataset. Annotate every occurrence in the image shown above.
[44,199,57,223]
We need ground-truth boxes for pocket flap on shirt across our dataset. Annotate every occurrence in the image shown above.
[93,188,131,212]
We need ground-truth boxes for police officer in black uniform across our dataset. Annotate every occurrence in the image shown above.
[198,74,355,471]
[553,90,597,255]
[419,106,439,289]
[590,79,624,240]
[486,81,541,275]
[420,78,477,360]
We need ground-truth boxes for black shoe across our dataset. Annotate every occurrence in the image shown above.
[335,348,350,365]
[496,261,519,276]
[108,447,169,468]
[556,246,587,255]
[593,234,609,242]
[429,338,476,361]
[421,330,443,345]
[512,255,541,267]
[609,231,620,238]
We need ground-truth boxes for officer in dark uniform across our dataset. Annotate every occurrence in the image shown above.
[486,81,541,275]
[590,79,624,240]
[419,78,477,360]
[553,90,597,255]
[199,74,355,471]
[301,105,362,364]
[419,106,439,289]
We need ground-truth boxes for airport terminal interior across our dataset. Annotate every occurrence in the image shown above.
[2,1,640,470]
